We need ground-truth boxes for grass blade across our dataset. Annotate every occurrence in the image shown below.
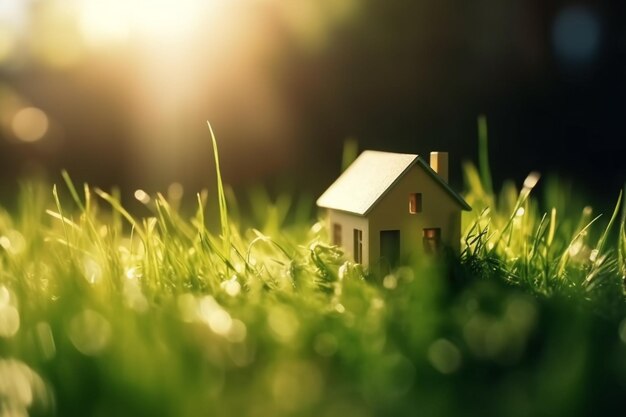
[95,188,145,242]
[342,137,358,172]
[61,170,85,212]
[477,114,493,196]
[208,121,230,263]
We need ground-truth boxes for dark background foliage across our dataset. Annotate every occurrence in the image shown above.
[0,0,623,205]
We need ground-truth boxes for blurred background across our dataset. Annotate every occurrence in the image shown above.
[0,0,624,208]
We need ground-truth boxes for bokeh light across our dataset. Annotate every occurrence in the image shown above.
[427,338,461,374]
[68,309,112,355]
[0,359,53,416]
[0,285,19,338]
[552,6,601,67]
[11,107,49,143]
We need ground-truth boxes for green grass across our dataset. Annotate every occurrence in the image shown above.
[1,130,626,417]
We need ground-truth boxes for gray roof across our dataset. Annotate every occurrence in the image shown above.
[316,150,471,215]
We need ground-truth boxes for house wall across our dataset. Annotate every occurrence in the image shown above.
[327,210,369,265]
[367,164,462,267]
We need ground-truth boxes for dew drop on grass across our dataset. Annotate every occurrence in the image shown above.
[134,189,150,204]
[0,235,10,250]
[221,277,241,297]
[124,266,139,279]
[569,240,584,257]
[82,257,102,284]
[0,231,25,255]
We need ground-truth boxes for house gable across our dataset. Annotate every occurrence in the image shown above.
[316,150,470,216]
[367,163,464,261]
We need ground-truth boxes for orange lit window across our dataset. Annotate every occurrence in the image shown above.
[423,228,441,240]
[409,193,422,214]
[423,228,441,254]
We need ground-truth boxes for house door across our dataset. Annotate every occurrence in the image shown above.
[380,230,400,268]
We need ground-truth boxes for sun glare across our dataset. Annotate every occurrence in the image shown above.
[78,0,130,46]
[78,0,215,46]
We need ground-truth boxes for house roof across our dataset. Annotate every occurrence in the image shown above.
[316,150,471,215]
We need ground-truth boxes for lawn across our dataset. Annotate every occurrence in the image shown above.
[1,127,625,417]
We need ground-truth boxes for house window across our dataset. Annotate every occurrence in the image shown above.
[423,228,441,254]
[409,193,422,214]
[332,223,342,245]
[353,229,363,263]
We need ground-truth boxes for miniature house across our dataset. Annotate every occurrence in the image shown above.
[316,151,471,267]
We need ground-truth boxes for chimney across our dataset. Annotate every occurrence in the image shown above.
[430,152,449,183]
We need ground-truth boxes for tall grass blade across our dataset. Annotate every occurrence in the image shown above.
[557,214,602,278]
[342,137,358,172]
[477,114,493,196]
[52,184,71,254]
[61,170,85,212]
[207,121,230,263]
[594,190,622,259]
[617,187,626,292]
[584,190,623,286]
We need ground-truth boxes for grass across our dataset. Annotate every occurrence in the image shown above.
[1,126,626,417]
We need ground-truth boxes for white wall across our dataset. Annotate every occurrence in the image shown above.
[327,210,369,265]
